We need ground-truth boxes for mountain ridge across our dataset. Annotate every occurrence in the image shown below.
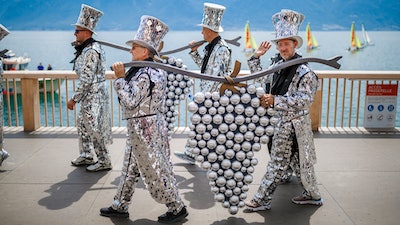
[1,0,399,31]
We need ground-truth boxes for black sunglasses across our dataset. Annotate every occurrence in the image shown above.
[74,29,86,34]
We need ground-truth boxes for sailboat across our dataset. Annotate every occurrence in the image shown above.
[243,21,258,57]
[305,22,319,51]
[348,22,365,52]
[361,23,374,46]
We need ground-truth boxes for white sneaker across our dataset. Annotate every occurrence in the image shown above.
[86,162,112,172]
[243,200,271,213]
[71,156,95,166]
[174,151,195,164]
[0,149,10,166]
[292,195,323,206]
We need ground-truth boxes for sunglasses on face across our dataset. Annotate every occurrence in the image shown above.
[74,29,86,34]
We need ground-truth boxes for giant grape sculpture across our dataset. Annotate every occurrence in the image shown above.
[187,84,277,214]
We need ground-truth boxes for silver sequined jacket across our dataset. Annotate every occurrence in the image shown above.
[72,42,107,103]
[189,38,231,92]
[247,56,318,120]
[248,56,319,164]
[113,67,167,120]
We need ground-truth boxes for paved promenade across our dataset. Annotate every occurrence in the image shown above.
[0,127,399,225]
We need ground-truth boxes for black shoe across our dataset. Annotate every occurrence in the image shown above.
[100,207,129,218]
[158,207,188,223]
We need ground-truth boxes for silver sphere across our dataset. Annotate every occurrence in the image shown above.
[226,104,234,113]
[242,141,252,152]
[226,131,235,140]
[201,114,212,124]
[194,92,205,103]
[244,175,253,184]
[235,115,245,125]
[225,140,234,148]
[265,126,275,136]
[210,128,219,137]
[221,159,232,170]
[256,106,266,116]
[212,114,223,125]
[234,104,245,114]
[252,143,262,152]
[204,99,213,108]
[208,152,218,163]
[200,148,209,156]
[219,95,230,106]
[224,169,234,179]
[217,106,226,114]
[247,84,257,94]
[256,87,266,98]
[198,106,207,115]
[211,91,220,101]
[201,161,211,170]
[208,106,217,115]
[255,126,265,136]
[195,123,206,134]
[197,139,206,148]
[240,93,251,104]
[218,123,229,133]
[260,135,269,144]
[206,139,217,149]
[216,134,227,145]
[234,171,244,181]
[230,94,241,105]
[215,193,225,202]
[229,123,237,132]
[231,161,242,171]
[236,151,246,161]
[224,113,235,124]
[216,176,227,187]
[215,145,226,155]
[229,205,238,215]
[234,133,244,143]
[225,149,235,159]
[251,98,260,108]
[211,162,220,171]
[259,116,270,126]
[188,102,198,113]
[226,179,236,190]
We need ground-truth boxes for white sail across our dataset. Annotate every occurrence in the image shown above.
[362,23,374,46]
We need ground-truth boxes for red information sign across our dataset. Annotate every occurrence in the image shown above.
[366,84,398,96]
[364,84,398,128]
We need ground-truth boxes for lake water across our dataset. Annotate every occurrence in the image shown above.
[1,31,400,127]
[1,30,400,71]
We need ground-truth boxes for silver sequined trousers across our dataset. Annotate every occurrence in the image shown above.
[112,114,184,213]
[253,115,321,205]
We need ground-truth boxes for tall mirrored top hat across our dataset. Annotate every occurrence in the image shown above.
[72,4,103,34]
[0,24,10,41]
[271,9,305,49]
[126,15,169,56]
[197,2,226,32]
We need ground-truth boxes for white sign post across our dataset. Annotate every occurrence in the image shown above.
[364,84,398,128]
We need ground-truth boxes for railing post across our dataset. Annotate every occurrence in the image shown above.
[21,78,40,131]
[310,85,322,132]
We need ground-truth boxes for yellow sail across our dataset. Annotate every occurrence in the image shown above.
[306,22,318,50]
[250,35,258,49]
[244,21,253,48]
[244,21,257,57]
[350,22,364,51]
[350,22,359,48]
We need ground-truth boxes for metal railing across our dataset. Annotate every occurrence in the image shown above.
[3,70,400,131]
